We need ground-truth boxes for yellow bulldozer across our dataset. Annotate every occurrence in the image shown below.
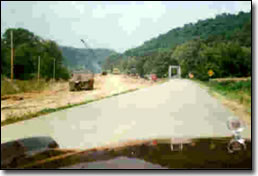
[112,68,120,74]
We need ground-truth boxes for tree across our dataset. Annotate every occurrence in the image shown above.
[101,12,251,80]
[172,39,203,78]
[1,28,70,80]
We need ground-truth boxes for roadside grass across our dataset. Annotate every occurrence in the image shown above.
[195,78,251,123]
[1,88,138,126]
[207,79,251,110]
[1,77,51,96]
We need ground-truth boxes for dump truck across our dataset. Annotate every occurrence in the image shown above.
[69,71,94,91]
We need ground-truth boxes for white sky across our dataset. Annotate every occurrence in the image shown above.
[1,1,251,53]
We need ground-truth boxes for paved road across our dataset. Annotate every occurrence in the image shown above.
[1,79,251,149]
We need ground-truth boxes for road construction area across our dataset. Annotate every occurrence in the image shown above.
[1,79,251,149]
[1,74,157,123]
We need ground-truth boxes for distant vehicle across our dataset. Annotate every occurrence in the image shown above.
[130,67,137,76]
[69,70,94,91]
[151,74,157,81]
[101,71,107,75]
[113,68,120,75]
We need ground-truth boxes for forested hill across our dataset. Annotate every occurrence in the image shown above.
[124,11,251,56]
[103,11,251,81]
[60,46,116,73]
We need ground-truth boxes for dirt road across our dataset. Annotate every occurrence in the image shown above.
[1,75,155,122]
[1,79,251,149]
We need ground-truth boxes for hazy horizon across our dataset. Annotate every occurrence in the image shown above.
[1,1,251,53]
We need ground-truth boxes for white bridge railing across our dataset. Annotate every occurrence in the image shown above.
[169,65,181,79]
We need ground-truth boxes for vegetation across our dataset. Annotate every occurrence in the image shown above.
[103,11,251,81]
[1,76,51,96]
[124,12,251,56]
[206,80,251,109]
[197,79,251,124]
[1,28,70,80]
[102,51,179,78]
[171,38,251,80]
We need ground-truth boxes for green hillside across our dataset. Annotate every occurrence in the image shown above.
[124,12,251,56]
[103,11,251,81]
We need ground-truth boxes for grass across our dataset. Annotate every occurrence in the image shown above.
[1,77,51,96]
[195,78,251,123]
[207,79,251,109]
[1,88,138,126]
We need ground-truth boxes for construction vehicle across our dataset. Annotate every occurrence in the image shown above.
[69,39,96,91]
[69,70,94,91]
[113,68,120,74]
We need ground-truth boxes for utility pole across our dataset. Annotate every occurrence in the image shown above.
[10,30,14,81]
[53,58,55,80]
[37,56,40,82]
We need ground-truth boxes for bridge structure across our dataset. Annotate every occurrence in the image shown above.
[168,65,181,79]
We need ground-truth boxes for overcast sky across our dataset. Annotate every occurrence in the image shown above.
[1,1,251,53]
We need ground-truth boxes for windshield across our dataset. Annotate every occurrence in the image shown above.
[1,1,252,170]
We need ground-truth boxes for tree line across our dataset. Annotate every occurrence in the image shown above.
[1,28,70,80]
[102,11,251,81]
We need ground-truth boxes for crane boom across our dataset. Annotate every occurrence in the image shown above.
[80,39,97,60]
[80,39,89,48]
